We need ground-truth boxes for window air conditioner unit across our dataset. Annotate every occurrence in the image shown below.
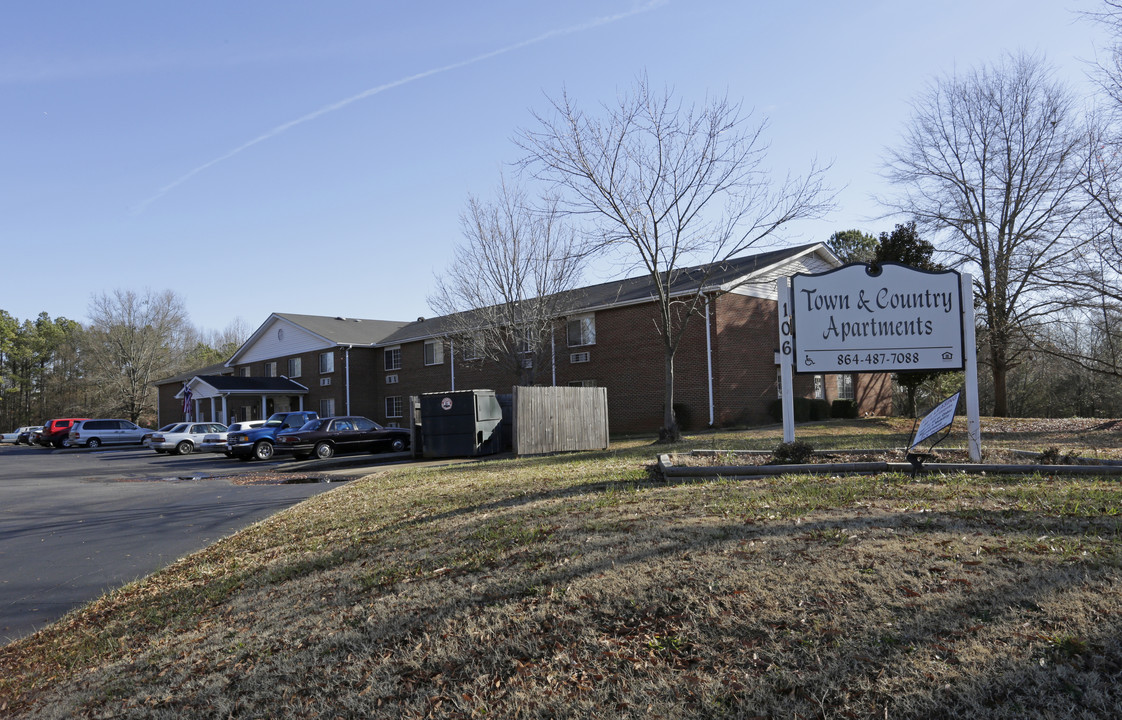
[570,351,590,364]
[320,377,332,386]
[385,374,398,384]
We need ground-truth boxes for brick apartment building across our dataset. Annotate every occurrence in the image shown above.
[155,243,892,433]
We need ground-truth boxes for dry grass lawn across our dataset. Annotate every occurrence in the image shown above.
[2,417,1122,719]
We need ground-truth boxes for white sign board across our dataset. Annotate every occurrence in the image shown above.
[792,263,964,374]
[910,391,960,449]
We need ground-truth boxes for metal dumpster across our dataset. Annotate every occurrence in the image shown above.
[419,389,505,458]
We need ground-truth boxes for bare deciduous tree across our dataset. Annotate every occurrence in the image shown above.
[1058,3,1122,378]
[884,52,1092,417]
[517,75,833,441]
[429,179,584,385]
[83,288,193,422]
[182,317,254,369]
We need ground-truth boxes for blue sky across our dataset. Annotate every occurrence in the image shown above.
[1,1,1111,336]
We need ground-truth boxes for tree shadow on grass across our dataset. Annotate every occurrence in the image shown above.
[12,465,1122,719]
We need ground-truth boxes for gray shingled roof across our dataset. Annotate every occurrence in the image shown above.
[271,313,410,345]
[155,361,232,386]
[380,243,821,345]
[156,244,824,389]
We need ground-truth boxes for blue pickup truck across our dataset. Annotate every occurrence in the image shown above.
[227,410,319,461]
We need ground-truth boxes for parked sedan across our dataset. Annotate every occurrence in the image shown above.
[142,424,178,447]
[16,426,42,445]
[274,416,410,460]
[149,422,228,455]
[2,427,34,444]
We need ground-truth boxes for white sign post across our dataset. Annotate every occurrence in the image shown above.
[777,277,796,443]
[960,273,982,461]
[776,263,982,461]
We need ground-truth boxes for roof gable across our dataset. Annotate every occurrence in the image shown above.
[228,313,410,366]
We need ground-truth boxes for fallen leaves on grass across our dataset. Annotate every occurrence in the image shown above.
[3,418,1122,719]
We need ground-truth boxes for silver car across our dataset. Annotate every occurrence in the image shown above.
[149,422,228,455]
[68,419,153,448]
[199,421,264,455]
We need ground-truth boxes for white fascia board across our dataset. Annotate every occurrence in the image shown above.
[708,243,838,294]
[174,376,208,399]
[226,314,335,366]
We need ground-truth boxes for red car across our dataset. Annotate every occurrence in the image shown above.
[37,418,91,449]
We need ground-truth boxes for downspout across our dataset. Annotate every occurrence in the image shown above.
[344,346,351,415]
[551,330,556,386]
[705,294,715,427]
[450,337,455,391]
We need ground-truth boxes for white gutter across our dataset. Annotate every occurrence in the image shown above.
[705,295,715,427]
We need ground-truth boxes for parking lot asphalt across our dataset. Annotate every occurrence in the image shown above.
[0,443,410,644]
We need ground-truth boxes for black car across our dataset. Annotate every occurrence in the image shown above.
[274,416,410,460]
[17,426,42,445]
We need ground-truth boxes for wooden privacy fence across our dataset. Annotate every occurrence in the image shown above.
[512,386,609,456]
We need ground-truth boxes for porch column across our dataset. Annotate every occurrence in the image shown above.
[221,396,228,424]
[261,395,267,419]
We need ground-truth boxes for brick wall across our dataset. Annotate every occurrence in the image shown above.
[156,383,181,426]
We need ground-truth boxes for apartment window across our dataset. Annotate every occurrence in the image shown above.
[567,314,596,347]
[837,374,854,401]
[264,361,277,378]
[424,339,444,366]
[518,328,539,355]
[813,375,824,400]
[287,357,302,378]
[319,351,334,374]
[463,334,483,361]
[320,398,336,417]
[239,366,250,377]
[386,395,403,419]
[384,346,402,371]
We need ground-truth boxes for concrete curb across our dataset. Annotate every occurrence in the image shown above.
[657,450,1122,479]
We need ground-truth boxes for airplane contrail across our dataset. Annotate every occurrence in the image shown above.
[134,1,667,214]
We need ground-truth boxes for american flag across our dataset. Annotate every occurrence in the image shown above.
[182,384,193,419]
